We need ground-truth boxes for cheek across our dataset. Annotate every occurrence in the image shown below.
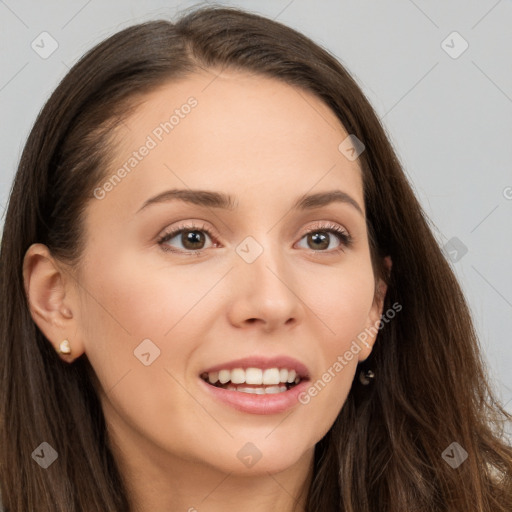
[310,261,376,346]
[76,253,209,445]
[295,262,375,415]
[80,249,204,341]
[76,247,222,395]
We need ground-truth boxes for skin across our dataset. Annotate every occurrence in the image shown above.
[23,69,390,512]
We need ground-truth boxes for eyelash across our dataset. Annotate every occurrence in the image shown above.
[157,221,353,256]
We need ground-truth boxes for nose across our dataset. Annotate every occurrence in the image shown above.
[226,242,303,332]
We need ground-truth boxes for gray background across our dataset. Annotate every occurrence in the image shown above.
[1,0,511,419]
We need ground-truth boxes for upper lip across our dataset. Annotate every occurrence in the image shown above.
[200,355,310,380]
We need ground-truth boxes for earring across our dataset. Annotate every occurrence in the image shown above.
[59,339,71,355]
[359,369,375,385]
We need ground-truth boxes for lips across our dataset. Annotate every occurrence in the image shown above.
[199,354,310,399]
[198,372,312,414]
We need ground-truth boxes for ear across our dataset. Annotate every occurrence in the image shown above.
[22,243,85,362]
[358,255,392,362]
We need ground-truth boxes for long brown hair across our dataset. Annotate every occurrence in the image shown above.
[1,6,511,511]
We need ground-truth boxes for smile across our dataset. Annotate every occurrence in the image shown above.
[200,367,302,394]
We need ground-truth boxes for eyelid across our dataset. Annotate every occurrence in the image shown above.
[302,220,350,238]
[157,220,220,251]
[299,220,353,251]
[157,220,353,255]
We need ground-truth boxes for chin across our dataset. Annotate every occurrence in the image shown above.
[203,437,314,476]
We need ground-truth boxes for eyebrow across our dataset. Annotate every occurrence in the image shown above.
[137,188,364,216]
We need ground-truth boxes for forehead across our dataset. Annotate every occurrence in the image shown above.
[98,69,364,216]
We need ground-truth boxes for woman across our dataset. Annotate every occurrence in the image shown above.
[0,5,510,511]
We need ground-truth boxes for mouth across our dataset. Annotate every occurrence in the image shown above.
[198,357,311,414]
[200,367,305,394]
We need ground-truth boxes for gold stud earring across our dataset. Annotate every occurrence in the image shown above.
[59,339,71,354]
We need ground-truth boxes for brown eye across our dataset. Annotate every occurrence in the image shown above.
[306,231,331,251]
[180,230,207,250]
[296,223,352,253]
[158,223,217,254]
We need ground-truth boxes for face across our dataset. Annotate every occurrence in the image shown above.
[40,70,387,476]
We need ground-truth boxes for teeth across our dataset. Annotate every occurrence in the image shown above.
[262,385,282,394]
[236,386,265,394]
[231,368,245,384]
[202,367,303,386]
[245,368,263,384]
[262,368,280,385]
[225,384,288,394]
[218,369,231,384]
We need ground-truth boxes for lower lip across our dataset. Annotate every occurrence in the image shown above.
[199,377,310,415]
